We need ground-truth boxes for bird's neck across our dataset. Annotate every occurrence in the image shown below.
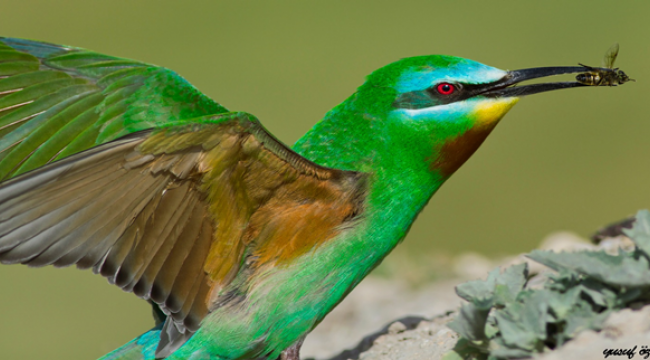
[293,92,449,254]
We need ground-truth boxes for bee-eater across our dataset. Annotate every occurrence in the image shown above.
[0,38,609,360]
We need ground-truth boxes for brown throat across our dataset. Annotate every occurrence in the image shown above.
[430,124,497,178]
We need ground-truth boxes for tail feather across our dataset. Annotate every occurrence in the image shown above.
[98,328,160,360]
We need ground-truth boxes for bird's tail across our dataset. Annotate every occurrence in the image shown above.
[98,328,161,360]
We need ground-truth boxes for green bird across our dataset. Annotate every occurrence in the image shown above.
[0,38,609,360]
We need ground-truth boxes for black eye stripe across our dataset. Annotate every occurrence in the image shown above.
[426,83,463,101]
[393,83,487,110]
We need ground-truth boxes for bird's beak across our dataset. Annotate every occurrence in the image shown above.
[478,66,595,98]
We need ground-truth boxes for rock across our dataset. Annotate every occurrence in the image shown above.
[538,231,594,252]
[598,236,636,255]
[387,322,407,335]
[339,314,459,360]
[302,277,462,359]
[452,253,493,280]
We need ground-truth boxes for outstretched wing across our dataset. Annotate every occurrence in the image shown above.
[0,37,228,181]
[0,112,367,357]
[602,43,619,69]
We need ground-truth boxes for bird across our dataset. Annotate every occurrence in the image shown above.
[0,37,608,360]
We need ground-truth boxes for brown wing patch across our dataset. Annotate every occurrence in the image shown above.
[247,175,359,265]
[140,121,365,286]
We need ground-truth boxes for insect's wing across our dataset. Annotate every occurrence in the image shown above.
[602,43,620,69]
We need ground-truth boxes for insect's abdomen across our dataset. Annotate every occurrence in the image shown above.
[576,73,601,86]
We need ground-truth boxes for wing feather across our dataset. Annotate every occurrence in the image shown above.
[0,37,229,181]
[0,111,367,358]
[123,184,194,294]
[98,187,164,279]
[133,188,198,299]
[148,197,205,304]
[163,217,211,314]
[49,176,164,268]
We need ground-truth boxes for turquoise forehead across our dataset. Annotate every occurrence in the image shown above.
[371,55,507,93]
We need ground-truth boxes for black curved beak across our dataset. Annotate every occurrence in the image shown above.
[479,66,594,98]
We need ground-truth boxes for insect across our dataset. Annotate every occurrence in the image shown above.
[576,43,635,86]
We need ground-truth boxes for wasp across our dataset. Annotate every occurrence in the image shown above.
[576,43,635,86]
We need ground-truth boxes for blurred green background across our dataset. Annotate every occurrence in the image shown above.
[0,1,648,359]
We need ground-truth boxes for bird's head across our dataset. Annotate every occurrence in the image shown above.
[344,55,588,179]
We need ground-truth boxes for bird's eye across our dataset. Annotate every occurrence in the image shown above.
[436,83,455,95]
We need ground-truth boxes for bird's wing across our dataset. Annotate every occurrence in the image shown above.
[0,37,228,181]
[0,112,366,356]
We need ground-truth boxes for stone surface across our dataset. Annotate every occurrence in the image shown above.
[302,277,463,359]
[355,315,458,360]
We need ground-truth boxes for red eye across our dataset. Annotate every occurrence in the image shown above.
[436,83,455,95]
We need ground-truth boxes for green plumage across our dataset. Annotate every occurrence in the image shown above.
[0,38,607,360]
[0,38,227,180]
